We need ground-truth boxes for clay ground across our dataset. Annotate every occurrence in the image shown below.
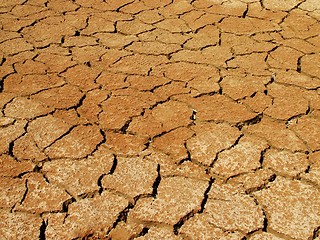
[0,0,320,239]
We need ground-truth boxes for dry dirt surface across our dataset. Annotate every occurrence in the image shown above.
[1,0,320,239]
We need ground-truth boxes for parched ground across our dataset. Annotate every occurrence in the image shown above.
[0,0,320,239]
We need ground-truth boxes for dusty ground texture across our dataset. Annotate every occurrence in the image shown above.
[0,0,320,239]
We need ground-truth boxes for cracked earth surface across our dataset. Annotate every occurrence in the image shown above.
[0,0,320,239]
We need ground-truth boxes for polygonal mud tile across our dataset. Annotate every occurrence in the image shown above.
[45,192,129,239]
[4,97,53,120]
[102,156,158,199]
[264,149,309,177]
[205,182,264,233]
[0,154,34,177]
[45,125,104,159]
[290,116,320,151]
[180,213,245,240]
[129,176,208,225]
[43,146,114,197]
[187,122,241,166]
[15,173,70,214]
[0,210,42,240]
[254,177,320,239]
[0,177,26,208]
[211,135,269,178]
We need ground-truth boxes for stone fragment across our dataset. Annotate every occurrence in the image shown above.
[243,118,307,151]
[32,84,84,109]
[0,210,42,240]
[187,122,241,166]
[212,135,268,178]
[254,177,320,239]
[129,176,208,225]
[45,125,103,159]
[180,213,245,240]
[102,156,158,198]
[290,116,320,151]
[4,97,53,119]
[0,177,26,208]
[16,173,70,214]
[43,146,114,196]
[45,192,128,239]
[206,182,264,233]
[264,149,309,177]
[128,101,192,137]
